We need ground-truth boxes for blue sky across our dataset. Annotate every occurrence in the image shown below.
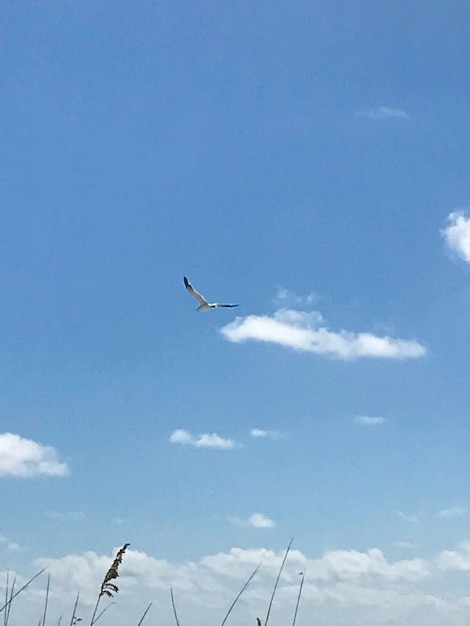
[2,2,470,624]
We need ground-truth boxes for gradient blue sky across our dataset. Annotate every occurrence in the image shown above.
[2,2,470,624]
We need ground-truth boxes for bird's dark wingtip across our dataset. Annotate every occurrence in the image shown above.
[183,276,189,287]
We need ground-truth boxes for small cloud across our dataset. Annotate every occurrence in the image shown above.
[0,432,69,478]
[398,511,419,523]
[169,429,236,450]
[362,106,410,120]
[353,415,386,426]
[442,211,470,263]
[436,506,468,519]
[111,517,127,525]
[274,287,318,308]
[229,513,277,528]
[221,308,426,360]
[248,513,276,528]
[249,428,285,439]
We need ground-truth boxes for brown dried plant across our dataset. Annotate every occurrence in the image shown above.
[98,543,130,598]
[89,543,129,625]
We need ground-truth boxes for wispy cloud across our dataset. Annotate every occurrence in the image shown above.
[249,428,285,439]
[274,287,317,308]
[398,511,419,523]
[229,512,277,528]
[0,432,69,478]
[436,506,468,519]
[361,106,410,120]
[353,415,386,426]
[0,534,24,551]
[395,541,420,549]
[169,429,237,450]
[221,308,426,360]
[442,211,470,263]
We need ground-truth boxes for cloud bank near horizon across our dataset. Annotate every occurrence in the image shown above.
[6,542,467,626]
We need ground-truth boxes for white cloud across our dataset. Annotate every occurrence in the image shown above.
[353,415,386,426]
[249,428,284,439]
[362,106,410,120]
[437,543,470,571]
[169,429,236,450]
[229,513,277,528]
[221,309,426,360]
[436,506,468,519]
[18,544,462,626]
[248,513,276,528]
[10,542,470,625]
[442,211,470,263]
[0,432,68,478]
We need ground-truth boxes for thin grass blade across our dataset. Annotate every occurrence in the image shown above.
[291,570,305,626]
[170,588,180,626]
[264,538,293,626]
[220,564,260,626]
[68,592,80,626]
[92,601,116,624]
[136,602,152,626]
[0,569,45,615]
[41,573,51,626]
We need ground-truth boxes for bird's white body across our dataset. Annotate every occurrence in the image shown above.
[183,276,238,311]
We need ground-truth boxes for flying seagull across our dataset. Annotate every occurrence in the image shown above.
[183,276,239,311]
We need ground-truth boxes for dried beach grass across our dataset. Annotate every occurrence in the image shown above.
[89,543,130,625]
[264,537,293,626]
[0,569,45,621]
[99,543,130,599]
[291,571,305,626]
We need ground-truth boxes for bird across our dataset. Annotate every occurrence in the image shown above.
[183,276,239,311]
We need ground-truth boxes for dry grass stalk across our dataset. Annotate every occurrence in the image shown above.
[99,543,130,598]
[68,591,80,626]
[256,619,262,626]
[264,537,293,626]
[0,569,45,617]
[291,571,305,626]
[170,588,181,626]
[89,543,129,625]
[3,571,16,626]
[136,602,152,626]
[220,564,260,626]
[40,573,51,626]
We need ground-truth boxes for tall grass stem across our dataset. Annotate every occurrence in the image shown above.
[264,538,293,626]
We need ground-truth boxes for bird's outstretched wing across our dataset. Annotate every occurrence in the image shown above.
[184,276,208,307]
[213,303,239,308]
